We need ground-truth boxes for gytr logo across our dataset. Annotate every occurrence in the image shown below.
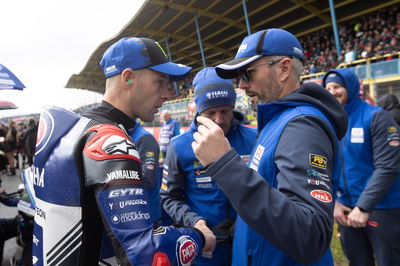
[108,188,144,198]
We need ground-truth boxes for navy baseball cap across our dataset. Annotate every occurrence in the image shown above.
[193,67,236,114]
[216,28,304,79]
[100,37,192,81]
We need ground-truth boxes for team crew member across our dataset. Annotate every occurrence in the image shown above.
[159,110,180,159]
[31,37,210,265]
[323,68,400,266]
[161,67,257,265]
[129,122,162,223]
[192,28,348,265]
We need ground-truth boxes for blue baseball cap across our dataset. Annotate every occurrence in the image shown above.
[323,72,346,88]
[100,37,192,81]
[216,28,304,79]
[193,67,236,114]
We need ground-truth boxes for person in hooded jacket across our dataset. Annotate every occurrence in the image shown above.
[377,93,400,125]
[160,67,257,266]
[323,68,400,266]
[191,28,348,266]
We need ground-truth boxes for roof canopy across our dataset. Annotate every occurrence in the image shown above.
[66,0,398,93]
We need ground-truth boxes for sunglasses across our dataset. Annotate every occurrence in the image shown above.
[239,56,292,82]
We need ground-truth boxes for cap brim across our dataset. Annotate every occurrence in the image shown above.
[215,55,262,79]
[148,62,192,81]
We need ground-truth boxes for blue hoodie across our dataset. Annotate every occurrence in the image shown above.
[205,83,348,265]
[323,68,400,211]
[160,110,257,265]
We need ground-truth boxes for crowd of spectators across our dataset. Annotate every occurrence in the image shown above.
[300,5,400,75]
[166,5,399,102]
[0,117,38,175]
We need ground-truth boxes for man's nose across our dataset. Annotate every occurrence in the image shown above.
[238,78,249,90]
[214,113,223,124]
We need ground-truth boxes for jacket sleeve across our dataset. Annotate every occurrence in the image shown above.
[83,124,203,265]
[356,110,400,211]
[205,116,336,264]
[135,134,160,189]
[160,142,204,226]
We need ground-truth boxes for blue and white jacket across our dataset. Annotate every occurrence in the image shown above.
[323,69,400,211]
[160,111,257,265]
[205,83,348,265]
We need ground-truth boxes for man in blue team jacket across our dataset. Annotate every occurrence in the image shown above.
[160,67,257,265]
[191,28,348,265]
[323,68,400,266]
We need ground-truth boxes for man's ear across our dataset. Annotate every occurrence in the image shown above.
[279,58,291,82]
[121,69,135,86]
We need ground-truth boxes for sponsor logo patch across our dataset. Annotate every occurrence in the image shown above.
[309,154,327,169]
[35,109,54,155]
[196,176,211,183]
[306,170,330,181]
[120,211,150,223]
[84,124,140,162]
[254,145,265,160]
[389,140,400,147]
[108,188,144,198]
[310,189,332,203]
[119,199,147,208]
[106,170,140,181]
[307,179,330,189]
[351,127,364,143]
[146,152,154,157]
[176,236,198,266]
[388,126,398,133]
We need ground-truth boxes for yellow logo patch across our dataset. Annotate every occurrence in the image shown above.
[146,152,154,157]
[309,154,327,169]
[388,126,397,133]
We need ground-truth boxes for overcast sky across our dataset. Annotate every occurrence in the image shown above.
[0,0,144,109]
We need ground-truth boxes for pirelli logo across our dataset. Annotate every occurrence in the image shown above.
[309,154,327,169]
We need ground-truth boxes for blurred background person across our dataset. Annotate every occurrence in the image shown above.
[4,120,17,176]
[377,93,400,125]
[159,109,180,161]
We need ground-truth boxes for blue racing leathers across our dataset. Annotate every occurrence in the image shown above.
[204,83,348,265]
[32,102,203,266]
[322,69,400,211]
[129,122,162,222]
[161,111,257,265]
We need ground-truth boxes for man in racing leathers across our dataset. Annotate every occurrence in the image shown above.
[31,37,213,266]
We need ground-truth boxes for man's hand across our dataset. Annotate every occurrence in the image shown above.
[194,219,216,254]
[346,207,369,228]
[192,116,231,166]
[333,201,352,226]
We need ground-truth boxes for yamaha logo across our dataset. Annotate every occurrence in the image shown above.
[35,109,55,155]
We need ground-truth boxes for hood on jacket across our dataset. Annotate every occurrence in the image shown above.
[377,94,399,111]
[275,82,348,140]
[322,68,361,111]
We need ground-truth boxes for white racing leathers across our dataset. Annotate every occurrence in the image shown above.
[32,105,203,266]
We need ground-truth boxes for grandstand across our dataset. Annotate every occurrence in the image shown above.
[66,0,400,126]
